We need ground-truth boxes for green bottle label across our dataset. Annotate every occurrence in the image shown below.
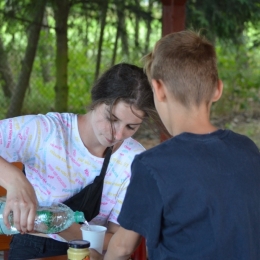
[35,210,54,233]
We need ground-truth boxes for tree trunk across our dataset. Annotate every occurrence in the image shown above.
[53,0,70,112]
[111,0,124,66]
[39,10,52,83]
[144,0,153,54]
[83,2,90,46]
[111,23,120,66]
[94,0,109,80]
[6,0,47,117]
[0,37,15,98]
[134,0,140,47]
[119,8,128,58]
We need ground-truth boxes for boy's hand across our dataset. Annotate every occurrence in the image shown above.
[90,249,104,260]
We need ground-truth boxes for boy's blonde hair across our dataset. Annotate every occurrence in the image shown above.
[143,30,219,107]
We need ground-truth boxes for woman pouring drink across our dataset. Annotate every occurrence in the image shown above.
[0,63,163,259]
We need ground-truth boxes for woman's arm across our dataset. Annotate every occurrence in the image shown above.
[0,115,47,233]
[56,222,83,241]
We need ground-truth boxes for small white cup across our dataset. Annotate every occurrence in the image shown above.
[80,224,107,254]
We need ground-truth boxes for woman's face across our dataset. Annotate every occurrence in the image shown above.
[90,101,144,147]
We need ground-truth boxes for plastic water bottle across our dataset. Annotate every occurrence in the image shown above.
[0,200,85,235]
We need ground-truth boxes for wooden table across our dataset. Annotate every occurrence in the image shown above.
[30,255,67,260]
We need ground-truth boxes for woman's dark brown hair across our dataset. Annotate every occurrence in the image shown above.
[90,63,169,139]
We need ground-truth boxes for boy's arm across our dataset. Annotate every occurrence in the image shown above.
[104,226,141,260]
[103,221,120,250]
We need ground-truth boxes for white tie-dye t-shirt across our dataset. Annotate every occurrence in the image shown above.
[0,112,145,240]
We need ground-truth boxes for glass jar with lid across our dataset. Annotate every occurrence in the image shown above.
[67,239,90,260]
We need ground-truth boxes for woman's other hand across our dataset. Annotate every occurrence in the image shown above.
[58,223,82,241]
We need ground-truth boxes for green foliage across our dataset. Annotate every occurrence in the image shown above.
[212,26,260,118]
[0,94,9,118]
[0,0,260,121]
[0,0,162,116]
[186,0,260,42]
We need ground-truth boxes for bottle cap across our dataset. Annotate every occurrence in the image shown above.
[68,239,90,248]
[74,211,86,223]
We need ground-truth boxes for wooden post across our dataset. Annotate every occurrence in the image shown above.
[161,0,187,36]
[160,0,187,141]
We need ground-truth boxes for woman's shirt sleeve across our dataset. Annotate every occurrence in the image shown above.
[107,176,130,224]
[0,115,49,163]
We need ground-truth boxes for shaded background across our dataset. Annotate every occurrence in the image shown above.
[0,0,259,147]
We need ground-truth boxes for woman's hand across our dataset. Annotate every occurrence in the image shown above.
[90,249,104,260]
[0,158,38,234]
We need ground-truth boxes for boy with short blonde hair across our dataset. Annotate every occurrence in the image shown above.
[145,30,219,107]
[102,31,260,260]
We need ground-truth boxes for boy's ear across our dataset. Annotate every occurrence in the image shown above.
[151,79,166,102]
[212,80,223,102]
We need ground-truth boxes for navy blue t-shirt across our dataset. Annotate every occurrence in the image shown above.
[118,130,260,260]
